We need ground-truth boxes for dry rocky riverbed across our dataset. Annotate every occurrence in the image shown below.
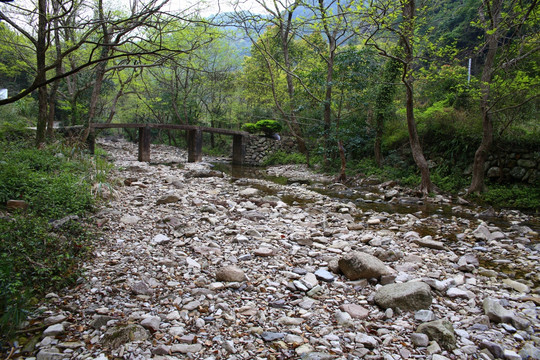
[20,138,540,360]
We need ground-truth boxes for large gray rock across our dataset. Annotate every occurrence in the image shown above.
[101,324,149,349]
[338,252,392,280]
[416,319,456,350]
[374,281,432,311]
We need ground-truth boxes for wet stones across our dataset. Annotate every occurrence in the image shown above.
[338,252,392,281]
[374,281,432,311]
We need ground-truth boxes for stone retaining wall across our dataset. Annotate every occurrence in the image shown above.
[484,149,539,184]
[243,135,297,166]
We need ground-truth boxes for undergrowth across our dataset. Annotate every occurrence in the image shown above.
[263,150,306,166]
[0,133,105,344]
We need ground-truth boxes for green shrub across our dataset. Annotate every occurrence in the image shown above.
[241,123,258,134]
[242,120,283,136]
[480,184,540,211]
[255,120,282,136]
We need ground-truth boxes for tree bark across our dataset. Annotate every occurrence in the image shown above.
[402,0,433,195]
[35,0,48,147]
[468,0,502,194]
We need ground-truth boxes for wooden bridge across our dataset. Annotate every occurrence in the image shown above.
[88,123,249,165]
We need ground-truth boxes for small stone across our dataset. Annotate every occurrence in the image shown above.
[335,310,353,326]
[284,334,304,345]
[314,269,335,282]
[339,304,369,319]
[417,319,456,350]
[355,333,378,349]
[36,349,64,360]
[415,310,436,322]
[44,315,67,326]
[296,344,316,356]
[374,281,432,311]
[254,247,275,257]
[120,215,140,225]
[153,345,171,355]
[131,281,154,296]
[261,332,285,342]
[224,340,237,354]
[170,343,203,353]
[43,324,64,337]
[479,339,504,359]
[338,252,392,280]
[152,234,170,244]
[411,333,429,347]
[102,325,149,349]
[502,279,531,293]
[414,237,446,250]
[183,300,201,311]
[503,350,521,360]
[215,266,246,282]
[156,193,181,204]
[239,188,259,196]
[141,316,161,332]
[427,341,442,354]
[447,287,473,299]
[278,317,304,326]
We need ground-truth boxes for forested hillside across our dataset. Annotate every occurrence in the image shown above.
[0,0,538,198]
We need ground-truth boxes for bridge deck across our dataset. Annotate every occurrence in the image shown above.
[88,123,248,164]
[90,123,248,136]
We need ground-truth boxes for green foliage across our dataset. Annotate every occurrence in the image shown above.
[242,120,283,136]
[479,184,540,211]
[263,150,306,166]
[0,216,92,339]
[0,140,102,340]
[241,123,258,134]
[0,146,94,218]
[255,120,282,135]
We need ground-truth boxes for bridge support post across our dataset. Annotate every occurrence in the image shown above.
[138,126,151,162]
[188,129,203,162]
[87,128,95,155]
[232,134,245,165]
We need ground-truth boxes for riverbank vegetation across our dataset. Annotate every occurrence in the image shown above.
[0,119,108,339]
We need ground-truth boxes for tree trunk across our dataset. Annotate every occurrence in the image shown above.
[35,0,48,147]
[405,80,433,195]
[402,0,433,195]
[468,0,501,194]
